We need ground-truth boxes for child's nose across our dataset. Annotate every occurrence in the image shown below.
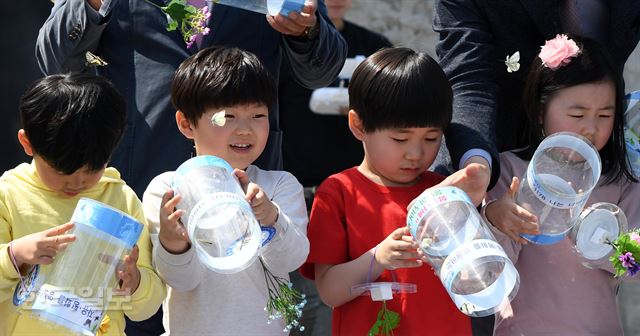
[67,176,85,189]
[580,120,598,143]
[404,145,423,161]
[235,120,252,135]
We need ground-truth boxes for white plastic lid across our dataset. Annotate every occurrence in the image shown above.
[573,203,627,260]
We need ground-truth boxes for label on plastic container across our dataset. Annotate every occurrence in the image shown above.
[407,187,478,256]
[439,239,508,292]
[407,187,472,234]
[31,284,104,334]
[527,170,586,210]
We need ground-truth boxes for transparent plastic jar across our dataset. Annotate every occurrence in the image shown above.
[517,132,601,244]
[407,186,519,317]
[214,0,304,16]
[22,198,143,335]
[171,155,262,274]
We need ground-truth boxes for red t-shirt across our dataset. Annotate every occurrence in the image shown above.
[301,168,472,336]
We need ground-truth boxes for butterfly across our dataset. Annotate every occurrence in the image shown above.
[85,51,108,67]
[211,110,226,127]
[505,51,520,73]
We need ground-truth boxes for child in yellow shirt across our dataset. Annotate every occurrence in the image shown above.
[0,73,165,335]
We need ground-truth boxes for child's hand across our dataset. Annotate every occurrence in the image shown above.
[11,222,76,267]
[158,189,189,254]
[485,177,540,244]
[116,245,141,295]
[375,227,423,270]
[234,169,279,226]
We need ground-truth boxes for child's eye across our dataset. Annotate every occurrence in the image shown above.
[568,115,583,119]
[599,114,613,118]
[225,114,235,119]
[425,137,439,142]
[391,138,407,142]
[254,114,266,119]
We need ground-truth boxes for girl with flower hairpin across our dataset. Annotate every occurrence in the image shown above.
[482,34,640,335]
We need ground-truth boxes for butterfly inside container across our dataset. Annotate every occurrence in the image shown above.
[85,51,108,67]
[504,51,520,73]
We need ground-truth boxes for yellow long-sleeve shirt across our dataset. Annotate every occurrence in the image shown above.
[0,162,166,335]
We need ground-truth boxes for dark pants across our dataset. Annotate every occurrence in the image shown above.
[125,308,164,336]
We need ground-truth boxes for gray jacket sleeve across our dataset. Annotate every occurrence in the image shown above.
[282,0,347,89]
[434,0,501,187]
[36,0,117,74]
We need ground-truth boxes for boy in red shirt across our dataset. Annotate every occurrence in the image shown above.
[301,47,479,335]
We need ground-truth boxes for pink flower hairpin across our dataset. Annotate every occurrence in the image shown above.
[539,34,580,70]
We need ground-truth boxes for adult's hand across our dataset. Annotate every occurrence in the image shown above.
[266,0,318,37]
[439,161,491,207]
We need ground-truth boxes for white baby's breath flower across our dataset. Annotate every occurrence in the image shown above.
[211,110,226,127]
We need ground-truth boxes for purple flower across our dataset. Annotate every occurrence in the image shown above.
[619,252,640,276]
[627,261,640,276]
[619,252,635,268]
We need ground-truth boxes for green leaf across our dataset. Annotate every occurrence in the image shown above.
[166,19,178,31]
[368,301,401,336]
[368,321,382,336]
[386,309,400,329]
[162,0,197,26]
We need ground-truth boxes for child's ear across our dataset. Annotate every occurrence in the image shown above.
[176,111,195,139]
[348,110,365,141]
[17,129,34,157]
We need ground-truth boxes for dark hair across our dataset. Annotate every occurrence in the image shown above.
[171,46,277,125]
[19,73,126,174]
[521,35,635,184]
[348,47,452,132]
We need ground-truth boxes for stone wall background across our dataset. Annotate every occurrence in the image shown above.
[346,0,640,91]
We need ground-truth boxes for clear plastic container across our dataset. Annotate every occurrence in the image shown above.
[407,186,519,317]
[171,155,262,274]
[215,0,304,16]
[517,132,601,244]
[22,198,143,335]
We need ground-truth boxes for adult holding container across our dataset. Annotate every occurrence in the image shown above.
[482,35,640,335]
[36,0,346,198]
[36,0,345,334]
